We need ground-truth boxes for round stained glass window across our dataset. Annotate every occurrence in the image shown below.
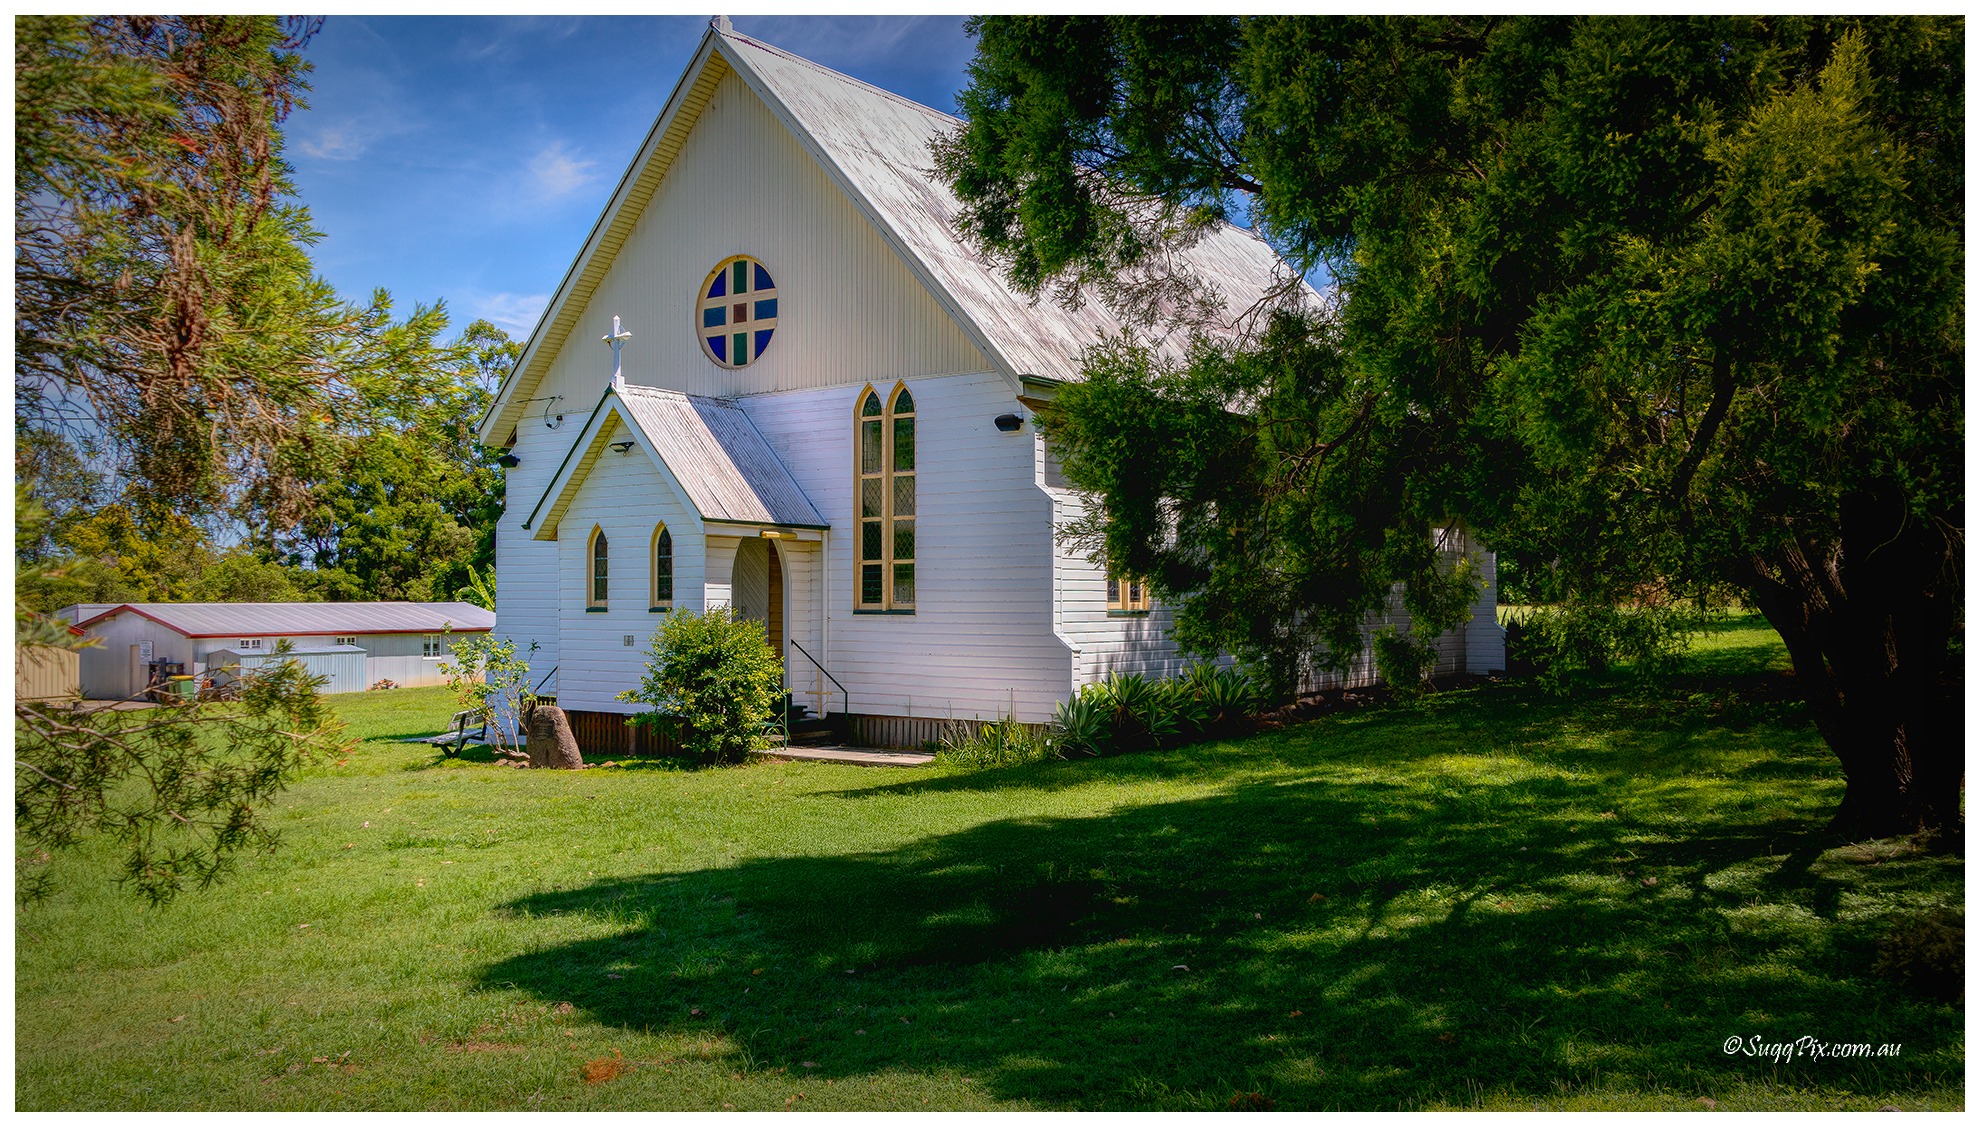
[697,255,779,368]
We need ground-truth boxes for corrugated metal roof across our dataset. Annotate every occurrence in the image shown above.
[481,26,1311,442]
[726,31,1306,378]
[76,602,496,638]
[59,604,119,624]
[528,385,827,534]
[618,385,826,527]
[207,644,367,656]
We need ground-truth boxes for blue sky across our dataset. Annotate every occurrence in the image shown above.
[286,15,978,341]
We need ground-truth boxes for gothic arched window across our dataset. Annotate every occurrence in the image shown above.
[651,523,673,611]
[854,383,915,611]
[588,527,609,609]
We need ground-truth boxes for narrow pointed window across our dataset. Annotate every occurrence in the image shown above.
[588,527,609,609]
[889,386,916,608]
[651,524,673,611]
[854,383,917,611]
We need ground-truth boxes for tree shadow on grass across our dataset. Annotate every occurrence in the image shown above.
[839,675,1828,808]
[476,774,1960,1110]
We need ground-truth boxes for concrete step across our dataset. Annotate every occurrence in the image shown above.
[755,745,933,768]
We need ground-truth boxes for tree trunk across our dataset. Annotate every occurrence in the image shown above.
[1740,488,1962,849]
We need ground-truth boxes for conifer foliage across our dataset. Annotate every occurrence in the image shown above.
[939,17,1962,841]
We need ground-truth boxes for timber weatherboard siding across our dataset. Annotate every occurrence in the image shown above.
[747,374,1071,724]
[523,68,989,412]
[552,416,706,715]
[494,403,572,699]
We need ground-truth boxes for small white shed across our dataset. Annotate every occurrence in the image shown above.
[67,601,495,699]
[205,645,369,696]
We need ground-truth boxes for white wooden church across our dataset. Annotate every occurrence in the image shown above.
[479,21,1504,752]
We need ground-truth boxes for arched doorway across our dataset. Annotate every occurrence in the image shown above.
[729,538,784,664]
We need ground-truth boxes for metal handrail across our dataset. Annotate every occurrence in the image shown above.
[531,665,558,698]
[785,639,847,718]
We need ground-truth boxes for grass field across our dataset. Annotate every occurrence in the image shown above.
[14,615,1963,1110]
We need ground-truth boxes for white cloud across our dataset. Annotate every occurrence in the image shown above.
[468,291,551,337]
[526,141,599,202]
[296,122,371,161]
[464,16,585,61]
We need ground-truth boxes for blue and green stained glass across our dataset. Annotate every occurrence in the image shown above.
[699,255,778,368]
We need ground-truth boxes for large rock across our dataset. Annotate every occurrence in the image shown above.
[525,705,584,770]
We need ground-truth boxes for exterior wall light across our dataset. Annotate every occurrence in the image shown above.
[609,440,636,454]
[496,452,520,468]
[994,413,1023,432]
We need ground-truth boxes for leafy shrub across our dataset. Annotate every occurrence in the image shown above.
[1371,627,1437,701]
[935,715,1054,768]
[617,606,783,765]
[1505,602,1694,694]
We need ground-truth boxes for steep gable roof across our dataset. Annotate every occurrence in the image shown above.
[729,32,1294,380]
[481,25,1302,444]
[525,384,826,539]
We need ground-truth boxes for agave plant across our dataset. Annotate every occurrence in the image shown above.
[1159,675,1212,742]
[1051,691,1108,757]
[1184,663,1262,735]
[1088,672,1180,754]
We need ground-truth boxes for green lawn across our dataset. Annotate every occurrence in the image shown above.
[15,616,1963,1110]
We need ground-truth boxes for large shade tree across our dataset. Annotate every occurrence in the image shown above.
[13,16,456,900]
[16,14,449,530]
[272,319,518,603]
[936,16,1962,842]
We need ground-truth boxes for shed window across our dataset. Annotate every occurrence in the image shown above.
[651,523,673,611]
[698,255,778,368]
[334,636,357,647]
[423,635,444,658]
[855,383,915,611]
[238,638,264,651]
[589,526,609,608]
